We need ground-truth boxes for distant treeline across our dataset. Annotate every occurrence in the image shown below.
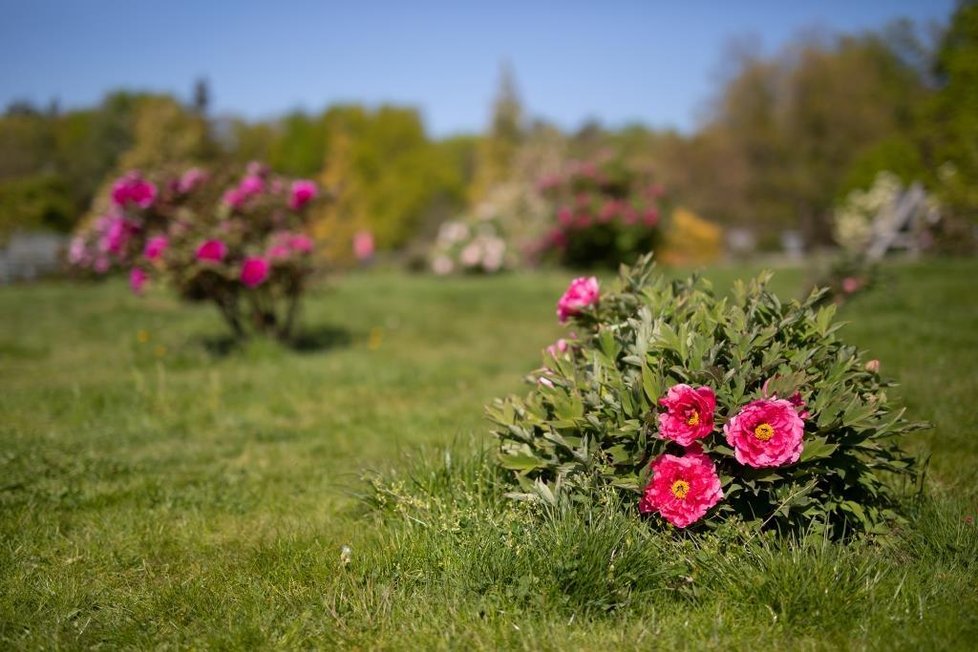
[1,2,975,251]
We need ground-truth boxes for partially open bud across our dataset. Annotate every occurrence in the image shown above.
[865,359,881,374]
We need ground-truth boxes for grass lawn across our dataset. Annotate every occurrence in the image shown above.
[1,259,976,649]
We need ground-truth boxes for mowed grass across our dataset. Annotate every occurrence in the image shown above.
[1,260,976,649]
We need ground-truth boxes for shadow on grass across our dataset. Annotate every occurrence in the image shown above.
[197,323,353,358]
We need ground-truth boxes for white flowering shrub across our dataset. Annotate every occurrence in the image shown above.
[429,214,514,275]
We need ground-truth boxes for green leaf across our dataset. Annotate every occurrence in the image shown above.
[799,436,838,462]
[498,453,542,471]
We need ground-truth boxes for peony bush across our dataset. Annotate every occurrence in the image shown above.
[429,214,513,275]
[488,255,923,536]
[534,158,667,269]
[69,163,321,341]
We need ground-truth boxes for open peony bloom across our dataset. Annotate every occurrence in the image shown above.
[289,180,317,211]
[144,235,168,261]
[557,276,599,323]
[657,384,716,446]
[195,239,227,263]
[111,172,157,209]
[240,256,270,288]
[640,448,723,528]
[129,267,148,295]
[724,398,806,468]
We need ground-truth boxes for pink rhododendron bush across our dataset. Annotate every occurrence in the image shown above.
[69,164,321,341]
[488,254,923,536]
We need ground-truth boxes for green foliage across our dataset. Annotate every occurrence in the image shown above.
[268,111,329,177]
[0,261,976,648]
[311,105,467,259]
[0,174,75,241]
[923,1,978,231]
[489,255,924,535]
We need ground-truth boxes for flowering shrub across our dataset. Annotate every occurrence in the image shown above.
[488,255,923,536]
[429,215,513,275]
[534,158,667,269]
[69,163,321,341]
[823,171,942,304]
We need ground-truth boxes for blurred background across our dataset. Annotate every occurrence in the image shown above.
[0,0,975,278]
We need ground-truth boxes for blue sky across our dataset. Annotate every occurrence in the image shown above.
[0,1,955,137]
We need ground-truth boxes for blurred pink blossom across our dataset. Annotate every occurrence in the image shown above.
[289,180,317,211]
[111,172,157,209]
[290,234,314,254]
[195,239,227,263]
[240,257,270,288]
[144,235,168,261]
[129,268,148,295]
[353,230,375,261]
[842,276,863,294]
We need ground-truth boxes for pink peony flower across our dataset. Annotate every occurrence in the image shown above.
[267,244,292,260]
[99,215,138,257]
[129,267,148,295]
[643,209,660,227]
[176,168,207,194]
[545,338,570,358]
[222,188,245,209]
[246,161,268,177]
[639,449,723,528]
[599,200,619,223]
[289,179,317,211]
[239,174,265,197]
[547,228,568,249]
[111,172,157,209]
[841,276,863,294]
[621,206,639,225]
[195,239,227,263]
[353,230,374,261]
[557,276,599,323]
[290,234,314,254]
[724,398,806,468]
[657,384,717,446]
[240,256,270,288]
[144,235,168,261]
[574,214,592,229]
[68,237,87,265]
[557,208,574,227]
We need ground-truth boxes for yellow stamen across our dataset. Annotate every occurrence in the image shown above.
[671,480,690,499]
[686,411,700,426]
[754,423,774,441]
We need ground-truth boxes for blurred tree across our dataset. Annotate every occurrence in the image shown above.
[0,175,74,242]
[310,104,466,262]
[701,32,929,248]
[193,78,210,115]
[117,95,211,171]
[469,64,525,203]
[269,111,329,177]
[924,0,978,228]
